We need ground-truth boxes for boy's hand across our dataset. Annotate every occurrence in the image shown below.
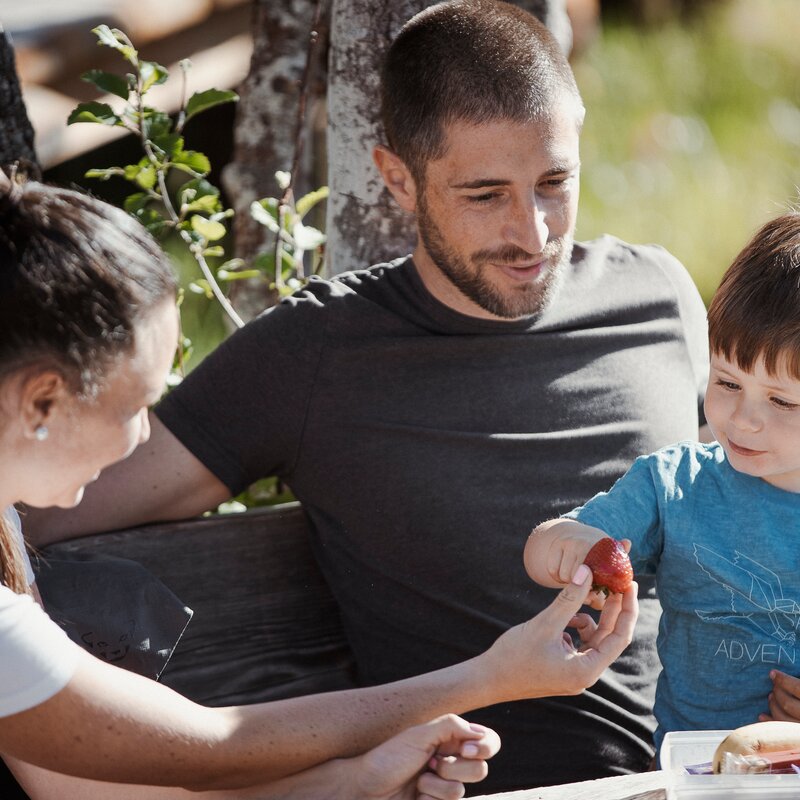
[760,671,800,723]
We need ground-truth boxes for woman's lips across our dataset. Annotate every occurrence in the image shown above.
[728,439,767,457]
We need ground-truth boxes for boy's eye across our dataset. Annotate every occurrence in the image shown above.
[715,378,740,391]
[771,396,799,410]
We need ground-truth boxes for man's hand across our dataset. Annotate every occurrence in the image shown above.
[478,565,639,704]
[356,714,501,800]
[760,670,800,723]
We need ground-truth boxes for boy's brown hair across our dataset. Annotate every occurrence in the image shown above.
[708,211,800,378]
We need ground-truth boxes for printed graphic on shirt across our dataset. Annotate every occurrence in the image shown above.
[693,544,798,665]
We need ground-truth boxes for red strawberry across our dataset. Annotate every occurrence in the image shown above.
[584,538,633,596]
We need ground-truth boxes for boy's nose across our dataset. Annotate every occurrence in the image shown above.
[730,398,762,432]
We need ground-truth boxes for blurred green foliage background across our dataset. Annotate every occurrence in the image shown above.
[575,0,800,304]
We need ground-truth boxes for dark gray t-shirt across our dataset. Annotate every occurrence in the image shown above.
[157,236,708,792]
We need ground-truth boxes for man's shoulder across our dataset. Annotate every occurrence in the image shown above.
[575,234,688,278]
[571,234,705,325]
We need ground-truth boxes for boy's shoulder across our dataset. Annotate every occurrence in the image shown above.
[634,440,725,491]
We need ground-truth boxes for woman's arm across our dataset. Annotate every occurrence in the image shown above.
[0,573,636,790]
[6,715,500,800]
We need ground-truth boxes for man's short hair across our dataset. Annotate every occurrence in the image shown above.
[380,0,584,184]
[708,211,800,378]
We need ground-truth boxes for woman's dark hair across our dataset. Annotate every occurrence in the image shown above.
[0,170,177,593]
[0,170,177,396]
[708,211,800,379]
[381,0,584,184]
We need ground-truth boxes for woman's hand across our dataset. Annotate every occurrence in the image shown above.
[477,565,639,704]
[356,714,501,800]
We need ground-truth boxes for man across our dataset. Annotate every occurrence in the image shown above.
[29,0,707,792]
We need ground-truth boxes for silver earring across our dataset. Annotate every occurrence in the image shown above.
[34,425,49,441]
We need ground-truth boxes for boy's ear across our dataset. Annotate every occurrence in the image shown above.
[373,145,418,213]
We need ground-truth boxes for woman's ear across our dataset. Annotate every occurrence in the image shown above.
[18,371,66,440]
[373,145,418,213]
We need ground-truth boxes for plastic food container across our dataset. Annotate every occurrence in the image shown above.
[660,730,800,798]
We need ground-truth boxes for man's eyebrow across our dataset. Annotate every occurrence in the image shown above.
[450,164,580,190]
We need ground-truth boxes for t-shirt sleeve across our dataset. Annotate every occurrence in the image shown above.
[0,586,79,717]
[155,289,329,494]
[651,246,709,426]
[564,454,665,573]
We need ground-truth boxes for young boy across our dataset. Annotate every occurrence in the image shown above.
[525,211,800,752]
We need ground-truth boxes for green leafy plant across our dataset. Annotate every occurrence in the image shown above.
[69,25,330,337]
[70,25,242,331]
[68,25,329,507]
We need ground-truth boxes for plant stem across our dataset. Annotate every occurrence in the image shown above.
[134,64,244,328]
[274,0,323,283]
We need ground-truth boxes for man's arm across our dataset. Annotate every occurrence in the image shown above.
[23,413,231,546]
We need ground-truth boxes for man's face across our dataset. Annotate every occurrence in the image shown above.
[412,108,581,320]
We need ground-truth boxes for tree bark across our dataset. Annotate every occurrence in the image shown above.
[221,0,329,320]
[0,27,40,179]
[324,0,570,275]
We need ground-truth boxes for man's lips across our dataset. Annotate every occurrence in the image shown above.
[494,260,545,282]
[727,439,768,457]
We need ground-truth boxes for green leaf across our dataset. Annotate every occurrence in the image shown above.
[141,110,173,141]
[189,279,214,298]
[151,133,183,160]
[217,268,262,281]
[177,178,219,208]
[172,149,211,176]
[250,199,280,233]
[123,192,152,214]
[92,25,137,63]
[293,222,326,250]
[67,102,121,126]
[202,245,225,258]
[85,167,125,181]
[296,186,329,218]
[190,215,226,242]
[139,61,169,93]
[183,193,219,214]
[81,69,130,100]
[135,165,157,190]
[184,89,239,123]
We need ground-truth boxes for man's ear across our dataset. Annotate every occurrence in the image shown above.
[19,370,66,440]
[373,145,418,213]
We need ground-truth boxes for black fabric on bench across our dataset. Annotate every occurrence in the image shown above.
[39,503,357,706]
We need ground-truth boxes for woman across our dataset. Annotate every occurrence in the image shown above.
[0,170,638,798]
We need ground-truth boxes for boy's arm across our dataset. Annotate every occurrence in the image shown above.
[524,518,609,588]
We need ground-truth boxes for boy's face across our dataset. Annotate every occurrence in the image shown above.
[705,352,800,492]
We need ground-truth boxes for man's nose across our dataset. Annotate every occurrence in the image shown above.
[503,198,548,254]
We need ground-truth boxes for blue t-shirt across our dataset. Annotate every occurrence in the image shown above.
[566,441,800,749]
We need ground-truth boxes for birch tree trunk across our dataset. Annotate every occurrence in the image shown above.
[221,0,329,320]
[325,0,570,275]
[0,27,40,178]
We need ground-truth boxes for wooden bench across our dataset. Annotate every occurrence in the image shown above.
[37,502,358,706]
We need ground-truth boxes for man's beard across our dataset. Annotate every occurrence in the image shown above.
[417,197,572,319]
